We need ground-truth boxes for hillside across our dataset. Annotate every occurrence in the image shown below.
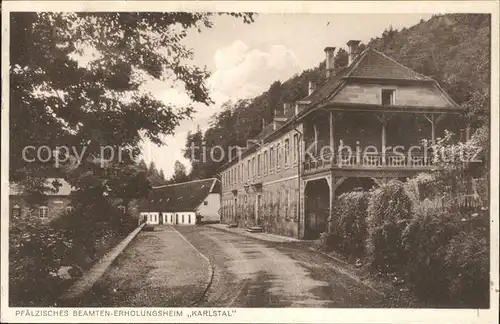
[184,13,490,179]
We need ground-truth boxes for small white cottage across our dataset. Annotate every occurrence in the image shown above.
[139,178,221,225]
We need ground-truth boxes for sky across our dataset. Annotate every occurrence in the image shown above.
[141,13,434,178]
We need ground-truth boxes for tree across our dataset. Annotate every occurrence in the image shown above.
[169,160,189,184]
[9,12,255,196]
[158,169,166,182]
[137,159,148,172]
[183,126,205,179]
[147,161,164,186]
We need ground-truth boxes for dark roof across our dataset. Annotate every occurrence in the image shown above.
[139,178,219,212]
[347,48,432,81]
[303,65,350,106]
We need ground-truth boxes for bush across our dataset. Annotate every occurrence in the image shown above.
[319,232,338,253]
[9,219,74,306]
[401,210,461,302]
[10,201,136,306]
[444,230,489,307]
[366,180,412,272]
[331,191,369,259]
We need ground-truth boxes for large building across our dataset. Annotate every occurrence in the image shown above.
[139,178,221,225]
[218,40,465,239]
[9,178,74,222]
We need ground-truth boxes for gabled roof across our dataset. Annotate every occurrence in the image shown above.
[139,178,219,212]
[346,48,432,81]
[301,47,460,111]
[302,65,350,106]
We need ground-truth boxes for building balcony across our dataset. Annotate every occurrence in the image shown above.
[303,152,439,174]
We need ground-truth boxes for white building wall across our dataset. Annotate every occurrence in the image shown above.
[162,212,175,224]
[174,212,195,225]
[142,211,197,225]
[141,212,160,225]
[196,193,221,223]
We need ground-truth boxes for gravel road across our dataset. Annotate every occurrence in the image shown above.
[79,225,409,307]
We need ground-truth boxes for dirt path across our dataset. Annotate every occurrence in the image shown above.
[177,226,391,307]
[78,226,210,307]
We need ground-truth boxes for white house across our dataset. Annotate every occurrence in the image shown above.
[139,178,221,225]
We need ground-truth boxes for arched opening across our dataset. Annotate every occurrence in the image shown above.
[304,178,330,240]
[335,177,377,197]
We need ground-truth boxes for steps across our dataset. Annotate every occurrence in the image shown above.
[246,226,263,233]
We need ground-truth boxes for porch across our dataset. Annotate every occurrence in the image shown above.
[304,152,436,173]
[301,108,465,175]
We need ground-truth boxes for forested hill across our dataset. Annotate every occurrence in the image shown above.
[184,14,490,180]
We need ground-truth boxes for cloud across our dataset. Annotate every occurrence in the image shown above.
[208,41,300,102]
[143,40,301,178]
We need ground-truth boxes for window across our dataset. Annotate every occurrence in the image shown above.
[252,157,256,177]
[381,89,395,106]
[39,206,49,219]
[284,138,290,167]
[118,205,126,214]
[293,133,299,163]
[269,147,274,172]
[204,200,208,205]
[264,151,268,174]
[276,143,281,169]
[257,154,261,175]
[66,206,74,213]
[247,160,251,179]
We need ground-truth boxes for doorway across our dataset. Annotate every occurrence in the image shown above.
[254,194,261,225]
[304,178,330,239]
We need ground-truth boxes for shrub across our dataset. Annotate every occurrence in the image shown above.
[10,200,136,306]
[366,180,412,272]
[401,210,461,302]
[9,218,73,306]
[444,230,489,307]
[332,191,369,259]
[319,232,338,253]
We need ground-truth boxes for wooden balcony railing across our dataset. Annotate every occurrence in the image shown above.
[303,152,437,173]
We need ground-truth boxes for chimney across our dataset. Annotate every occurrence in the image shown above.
[273,121,277,130]
[324,46,336,78]
[347,40,361,66]
[308,81,316,96]
[261,118,266,130]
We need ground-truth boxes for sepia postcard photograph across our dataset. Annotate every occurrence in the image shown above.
[1,1,499,323]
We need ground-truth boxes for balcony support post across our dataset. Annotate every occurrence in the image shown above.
[376,114,387,165]
[424,114,436,144]
[313,123,318,157]
[329,111,335,160]
[328,176,346,233]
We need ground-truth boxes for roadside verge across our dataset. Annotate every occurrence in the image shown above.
[57,223,146,304]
